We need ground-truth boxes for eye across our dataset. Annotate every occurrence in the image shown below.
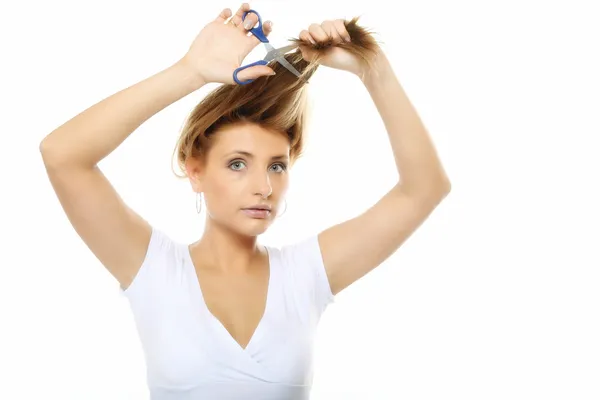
[271,163,287,173]
[229,160,246,171]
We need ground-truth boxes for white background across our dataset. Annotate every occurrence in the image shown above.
[1,0,599,398]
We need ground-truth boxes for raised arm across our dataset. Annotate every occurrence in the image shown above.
[297,18,451,296]
[39,4,275,290]
[40,62,204,290]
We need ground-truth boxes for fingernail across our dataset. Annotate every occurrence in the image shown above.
[244,20,253,29]
[346,36,351,42]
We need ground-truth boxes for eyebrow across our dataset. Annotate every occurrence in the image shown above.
[224,151,289,161]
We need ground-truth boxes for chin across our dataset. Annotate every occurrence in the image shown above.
[237,215,274,236]
[242,227,269,238]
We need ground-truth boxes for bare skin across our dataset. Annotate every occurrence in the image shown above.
[185,122,290,349]
[185,122,291,272]
[190,245,270,350]
[40,3,450,350]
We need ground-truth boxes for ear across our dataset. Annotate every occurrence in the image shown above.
[184,157,205,193]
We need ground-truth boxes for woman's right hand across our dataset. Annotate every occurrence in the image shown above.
[179,3,275,85]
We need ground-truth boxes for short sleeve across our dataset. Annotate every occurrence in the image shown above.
[119,226,175,300]
[281,234,335,320]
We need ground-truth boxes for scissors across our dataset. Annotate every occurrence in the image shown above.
[233,10,302,85]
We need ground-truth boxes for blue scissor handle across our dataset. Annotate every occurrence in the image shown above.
[233,59,268,85]
[232,10,270,84]
[242,10,268,43]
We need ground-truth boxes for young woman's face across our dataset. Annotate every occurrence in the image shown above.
[197,122,291,236]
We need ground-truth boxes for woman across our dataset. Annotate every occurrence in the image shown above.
[40,3,450,399]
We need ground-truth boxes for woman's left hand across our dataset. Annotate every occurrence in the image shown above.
[298,19,367,77]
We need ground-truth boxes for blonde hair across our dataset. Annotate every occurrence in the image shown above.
[172,16,380,178]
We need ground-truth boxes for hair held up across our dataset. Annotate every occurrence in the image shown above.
[172,17,381,178]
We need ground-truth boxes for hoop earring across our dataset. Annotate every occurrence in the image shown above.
[277,198,287,218]
[196,192,202,214]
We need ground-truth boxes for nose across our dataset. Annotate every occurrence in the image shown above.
[253,170,273,199]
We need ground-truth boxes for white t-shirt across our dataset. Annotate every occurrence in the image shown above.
[120,226,335,399]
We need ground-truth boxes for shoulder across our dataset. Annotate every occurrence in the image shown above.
[120,226,186,297]
[265,234,323,271]
[279,235,323,267]
[268,234,335,314]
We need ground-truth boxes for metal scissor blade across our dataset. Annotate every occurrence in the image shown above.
[263,42,277,55]
[273,55,302,78]
[264,43,299,62]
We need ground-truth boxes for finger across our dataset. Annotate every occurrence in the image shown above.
[247,20,273,45]
[333,19,351,42]
[229,2,250,27]
[298,30,318,61]
[240,11,259,31]
[299,29,316,45]
[216,8,232,23]
[235,65,276,83]
[262,20,273,36]
[308,23,328,42]
[299,46,318,63]
[322,20,342,44]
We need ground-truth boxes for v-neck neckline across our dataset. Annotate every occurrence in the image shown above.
[184,242,274,353]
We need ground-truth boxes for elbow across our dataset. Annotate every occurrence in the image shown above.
[39,132,59,156]
[438,175,452,195]
[397,175,451,202]
[39,137,60,167]
[419,182,451,208]
[39,137,77,169]
[427,171,452,198]
[432,176,452,199]
[39,137,52,156]
[39,138,53,162]
[426,181,451,203]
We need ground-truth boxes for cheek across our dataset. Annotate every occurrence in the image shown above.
[274,175,290,193]
[205,172,244,204]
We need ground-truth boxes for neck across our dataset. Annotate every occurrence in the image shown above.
[189,219,263,274]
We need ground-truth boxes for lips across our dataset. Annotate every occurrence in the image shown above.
[242,204,271,219]
[243,205,271,211]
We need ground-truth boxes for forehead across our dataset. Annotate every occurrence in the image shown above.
[211,122,290,155]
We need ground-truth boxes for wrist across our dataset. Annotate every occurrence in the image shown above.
[174,56,207,90]
[358,49,392,87]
